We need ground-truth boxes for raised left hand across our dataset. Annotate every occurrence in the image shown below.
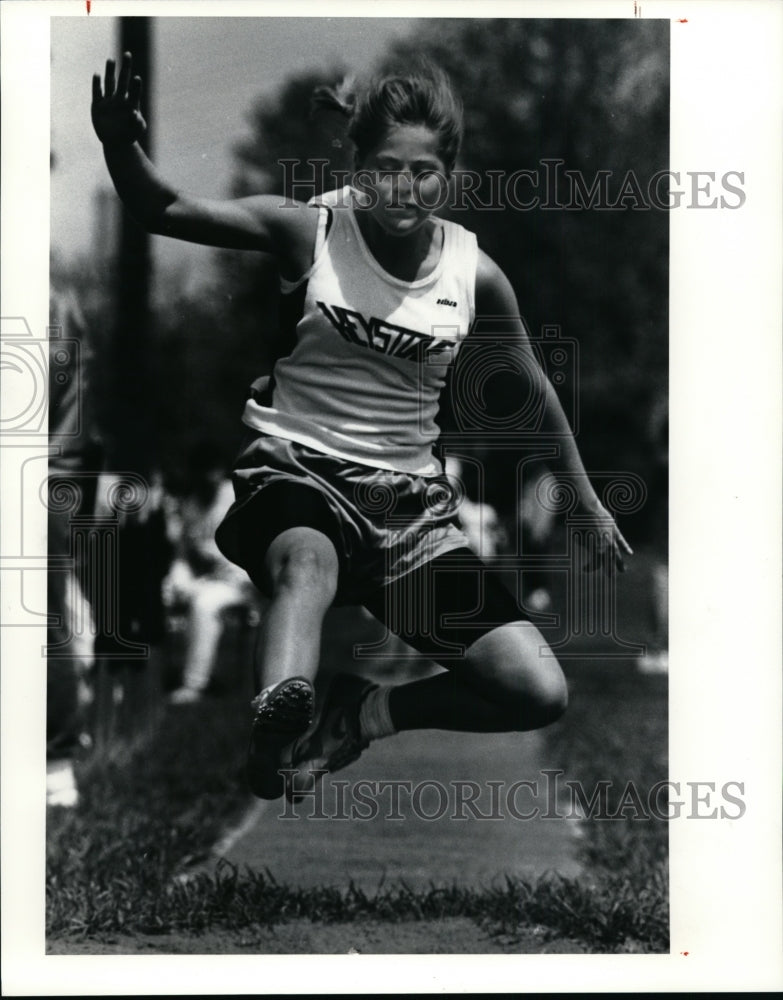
[91,52,147,147]
[576,501,633,575]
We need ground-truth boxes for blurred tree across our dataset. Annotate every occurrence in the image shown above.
[151,271,267,481]
[213,67,354,388]
[50,251,115,457]
[50,251,258,484]
[232,69,355,201]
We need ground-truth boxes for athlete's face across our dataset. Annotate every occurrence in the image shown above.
[355,124,450,237]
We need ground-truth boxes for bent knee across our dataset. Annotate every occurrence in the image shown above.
[498,668,567,728]
[267,532,339,602]
[278,546,338,592]
[464,625,568,725]
[531,672,568,725]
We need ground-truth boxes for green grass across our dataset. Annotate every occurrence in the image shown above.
[48,863,666,950]
[544,657,669,948]
[46,653,668,952]
[549,657,668,864]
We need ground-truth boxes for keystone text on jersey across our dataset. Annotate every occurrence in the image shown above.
[317,302,454,362]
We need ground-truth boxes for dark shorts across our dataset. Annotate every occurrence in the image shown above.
[215,433,525,654]
[362,547,528,662]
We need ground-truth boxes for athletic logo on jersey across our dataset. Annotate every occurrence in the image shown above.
[316,301,453,361]
[437,297,457,308]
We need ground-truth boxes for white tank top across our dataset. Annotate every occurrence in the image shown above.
[242,187,479,476]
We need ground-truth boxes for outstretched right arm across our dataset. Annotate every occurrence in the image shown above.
[91,53,316,272]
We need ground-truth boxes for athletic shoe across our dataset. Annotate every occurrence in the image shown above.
[246,676,315,800]
[287,672,376,801]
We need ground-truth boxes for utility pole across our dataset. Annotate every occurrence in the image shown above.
[95,19,164,734]
[113,17,154,477]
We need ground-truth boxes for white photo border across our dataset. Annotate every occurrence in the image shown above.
[1,0,781,993]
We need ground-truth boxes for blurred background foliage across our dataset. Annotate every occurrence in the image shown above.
[53,17,668,546]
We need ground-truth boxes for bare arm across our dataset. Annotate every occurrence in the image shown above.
[91,53,316,273]
[475,251,633,573]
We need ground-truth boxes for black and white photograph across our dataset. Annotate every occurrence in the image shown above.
[1,0,781,993]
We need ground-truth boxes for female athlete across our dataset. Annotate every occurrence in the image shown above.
[92,53,632,801]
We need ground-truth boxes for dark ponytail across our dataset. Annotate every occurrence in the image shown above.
[311,77,356,120]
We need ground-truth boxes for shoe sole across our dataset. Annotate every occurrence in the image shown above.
[286,672,374,802]
[247,676,314,800]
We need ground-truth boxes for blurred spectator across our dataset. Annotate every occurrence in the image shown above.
[164,449,258,704]
[444,456,506,559]
[638,394,669,674]
[47,284,103,805]
[518,463,557,613]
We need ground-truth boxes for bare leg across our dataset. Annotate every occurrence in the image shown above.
[388,622,567,733]
[246,526,339,799]
[252,526,339,693]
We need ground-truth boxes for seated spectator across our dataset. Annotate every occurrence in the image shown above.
[444,456,506,559]
[518,464,557,612]
[47,284,102,805]
[164,449,258,704]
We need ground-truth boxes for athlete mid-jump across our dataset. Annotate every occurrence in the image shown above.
[91,53,631,801]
